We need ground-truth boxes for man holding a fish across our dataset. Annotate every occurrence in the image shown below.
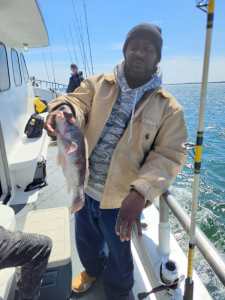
[45,23,187,300]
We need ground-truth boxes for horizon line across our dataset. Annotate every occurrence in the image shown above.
[164,81,225,85]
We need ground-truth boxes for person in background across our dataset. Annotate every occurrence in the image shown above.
[66,64,83,93]
[46,23,187,300]
[0,226,52,300]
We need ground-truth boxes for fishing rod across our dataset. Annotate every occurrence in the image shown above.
[63,29,74,63]
[71,0,89,77]
[78,13,91,76]
[69,24,80,65]
[71,18,87,77]
[49,46,56,84]
[82,0,94,75]
[41,50,50,82]
[184,1,215,299]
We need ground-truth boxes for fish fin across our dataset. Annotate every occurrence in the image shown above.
[65,142,78,154]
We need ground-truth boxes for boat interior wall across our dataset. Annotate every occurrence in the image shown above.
[0,0,49,48]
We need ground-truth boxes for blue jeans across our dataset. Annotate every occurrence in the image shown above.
[75,195,134,300]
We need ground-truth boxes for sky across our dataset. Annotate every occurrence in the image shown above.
[25,0,225,84]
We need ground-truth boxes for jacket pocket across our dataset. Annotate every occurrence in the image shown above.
[141,118,158,154]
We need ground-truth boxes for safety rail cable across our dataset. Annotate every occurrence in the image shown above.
[33,79,67,92]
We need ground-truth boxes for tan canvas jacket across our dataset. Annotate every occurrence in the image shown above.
[48,73,187,209]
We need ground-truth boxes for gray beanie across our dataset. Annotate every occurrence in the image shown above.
[123,23,163,62]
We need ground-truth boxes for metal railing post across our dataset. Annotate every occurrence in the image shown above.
[159,195,170,256]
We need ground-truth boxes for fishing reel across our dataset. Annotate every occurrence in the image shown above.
[160,260,179,286]
[138,260,184,300]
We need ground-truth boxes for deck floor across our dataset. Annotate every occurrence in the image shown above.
[13,142,107,300]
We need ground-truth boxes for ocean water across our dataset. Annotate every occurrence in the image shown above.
[165,83,225,299]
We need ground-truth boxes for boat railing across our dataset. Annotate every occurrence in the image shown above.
[158,191,225,286]
[31,78,67,93]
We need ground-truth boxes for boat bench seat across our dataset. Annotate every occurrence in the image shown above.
[0,205,16,300]
[8,129,49,190]
[23,207,72,300]
[23,207,71,268]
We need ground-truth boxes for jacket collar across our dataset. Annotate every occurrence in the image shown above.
[103,73,165,94]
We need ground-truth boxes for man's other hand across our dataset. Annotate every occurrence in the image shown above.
[116,190,145,242]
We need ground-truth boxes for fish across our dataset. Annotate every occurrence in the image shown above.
[55,111,87,213]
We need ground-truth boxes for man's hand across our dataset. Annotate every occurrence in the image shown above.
[116,190,145,242]
[44,105,74,138]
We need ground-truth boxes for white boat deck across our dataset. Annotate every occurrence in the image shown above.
[12,142,212,300]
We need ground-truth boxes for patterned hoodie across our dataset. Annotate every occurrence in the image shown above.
[85,63,162,201]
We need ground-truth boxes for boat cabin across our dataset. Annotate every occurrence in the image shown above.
[0,0,51,204]
[0,2,51,299]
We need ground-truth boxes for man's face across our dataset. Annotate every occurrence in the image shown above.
[71,67,78,75]
[124,38,158,78]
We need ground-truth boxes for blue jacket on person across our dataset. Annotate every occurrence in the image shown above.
[66,72,83,93]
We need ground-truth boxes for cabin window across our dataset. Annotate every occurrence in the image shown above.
[20,53,29,82]
[0,43,10,91]
[11,49,22,86]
